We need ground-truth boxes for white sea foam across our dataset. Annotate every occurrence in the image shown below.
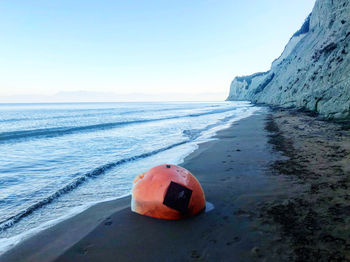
[0,101,260,256]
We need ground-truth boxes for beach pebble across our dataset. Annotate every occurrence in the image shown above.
[251,247,263,258]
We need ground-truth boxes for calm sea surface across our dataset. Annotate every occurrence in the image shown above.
[0,101,259,253]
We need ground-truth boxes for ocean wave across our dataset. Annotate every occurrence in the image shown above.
[0,107,236,144]
[182,111,237,140]
[0,106,191,124]
[0,139,190,232]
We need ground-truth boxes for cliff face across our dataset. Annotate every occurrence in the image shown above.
[227,0,350,119]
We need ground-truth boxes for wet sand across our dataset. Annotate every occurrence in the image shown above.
[1,108,350,262]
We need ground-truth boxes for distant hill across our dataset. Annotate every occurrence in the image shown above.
[0,91,227,103]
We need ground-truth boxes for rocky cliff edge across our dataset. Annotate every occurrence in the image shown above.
[227,0,350,119]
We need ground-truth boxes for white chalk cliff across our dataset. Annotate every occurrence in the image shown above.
[227,0,350,119]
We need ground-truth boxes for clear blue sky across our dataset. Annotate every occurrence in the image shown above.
[0,0,315,102]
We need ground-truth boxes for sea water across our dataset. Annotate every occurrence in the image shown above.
[0,101,259,253]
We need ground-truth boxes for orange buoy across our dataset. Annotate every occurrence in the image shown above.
[131,164,205,219]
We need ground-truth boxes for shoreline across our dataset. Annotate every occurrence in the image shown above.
[1,107,349,261]
[2,109,286,261]
[0,104,258,257]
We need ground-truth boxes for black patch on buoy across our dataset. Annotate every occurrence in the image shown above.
[163,181,192,213]
[166,165,171,168]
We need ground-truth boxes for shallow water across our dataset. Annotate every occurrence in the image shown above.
[0,101,259,253]
[205,201,215,213]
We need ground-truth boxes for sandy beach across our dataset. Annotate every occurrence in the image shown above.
[258,108,350,261]
[1,0,349,261]
[1,108,350,262]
